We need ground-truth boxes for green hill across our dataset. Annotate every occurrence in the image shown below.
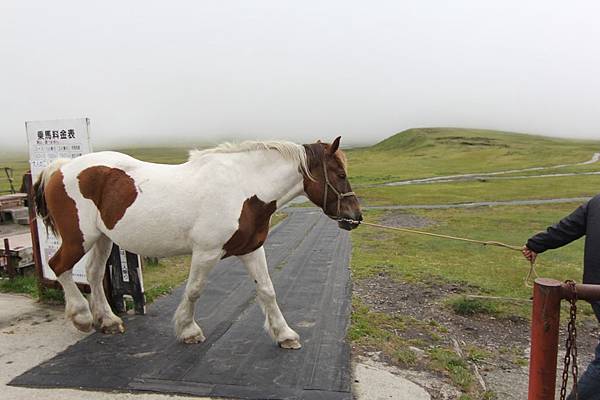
[347,127,600,185]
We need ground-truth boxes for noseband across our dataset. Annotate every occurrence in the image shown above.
[321,159,356,219]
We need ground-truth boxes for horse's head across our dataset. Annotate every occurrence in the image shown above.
[302,136,362,231]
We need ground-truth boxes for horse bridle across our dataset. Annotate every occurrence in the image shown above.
[320,159,357,221]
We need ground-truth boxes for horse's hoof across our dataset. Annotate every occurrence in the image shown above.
[183,333,206,344]
[278,339,302,350]
[71,312,94,332]
[101,322,126,334]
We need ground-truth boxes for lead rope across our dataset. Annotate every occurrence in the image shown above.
[344,220,539,287]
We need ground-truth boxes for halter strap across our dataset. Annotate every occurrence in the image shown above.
[321,159,356,219]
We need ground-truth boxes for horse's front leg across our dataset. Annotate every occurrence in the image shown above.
[239,246,301,349]
[173,249,221,343]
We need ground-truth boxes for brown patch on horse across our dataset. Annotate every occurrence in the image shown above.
[222,195,277,258]
[44,171,85,276]
[78,166,138,230]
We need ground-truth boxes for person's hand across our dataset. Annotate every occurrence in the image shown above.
[522,246,537,263]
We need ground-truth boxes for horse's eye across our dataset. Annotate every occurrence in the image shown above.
[338,173,347,179]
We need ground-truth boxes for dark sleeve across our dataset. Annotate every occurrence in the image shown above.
[526,202,588,253]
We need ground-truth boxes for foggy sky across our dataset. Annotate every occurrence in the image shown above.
[2,0,600,152]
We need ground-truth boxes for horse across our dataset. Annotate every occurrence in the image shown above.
[33,136,362,349]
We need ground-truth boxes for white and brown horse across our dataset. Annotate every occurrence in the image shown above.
[34,137,362,349]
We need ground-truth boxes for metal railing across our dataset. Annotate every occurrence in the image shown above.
[528,278,600,399]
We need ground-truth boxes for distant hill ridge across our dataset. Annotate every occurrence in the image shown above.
[371,127,600,152]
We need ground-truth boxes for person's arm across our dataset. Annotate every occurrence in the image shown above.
[525,202,589,258]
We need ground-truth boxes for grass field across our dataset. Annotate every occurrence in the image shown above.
[0,154,28,194]
[351,204,588,309]
[117,146,190,164]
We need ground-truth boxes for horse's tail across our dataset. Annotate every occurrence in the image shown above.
[33,158,71,236]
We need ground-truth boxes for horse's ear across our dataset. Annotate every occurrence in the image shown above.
[316,139,322,144]
[328,136,341,154]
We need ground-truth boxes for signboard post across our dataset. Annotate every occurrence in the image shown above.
[25,118,145,314]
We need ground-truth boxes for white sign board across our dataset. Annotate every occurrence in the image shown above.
[26,118,92,284]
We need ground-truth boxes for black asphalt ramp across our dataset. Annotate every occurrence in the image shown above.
[10,209,353,400]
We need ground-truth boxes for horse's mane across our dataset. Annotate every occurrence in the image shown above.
[189,140,312,178]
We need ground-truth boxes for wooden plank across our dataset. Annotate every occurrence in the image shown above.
[0,193,27,201]
[0,233,31,250]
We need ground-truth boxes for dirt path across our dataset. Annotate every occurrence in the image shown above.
[386,170,600,186]
[363,197,591,210]
[379,152,600,187]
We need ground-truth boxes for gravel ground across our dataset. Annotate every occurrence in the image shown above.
[354,272,598,399]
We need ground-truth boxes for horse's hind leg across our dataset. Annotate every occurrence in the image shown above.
[239,246,301,349]
[85,235,124,334]
[52,245,93,332]
[173,249,221,343]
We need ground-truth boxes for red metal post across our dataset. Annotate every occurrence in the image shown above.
[528,278,563,400]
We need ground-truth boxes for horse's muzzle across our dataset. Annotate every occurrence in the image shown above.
[337,214,362,231]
